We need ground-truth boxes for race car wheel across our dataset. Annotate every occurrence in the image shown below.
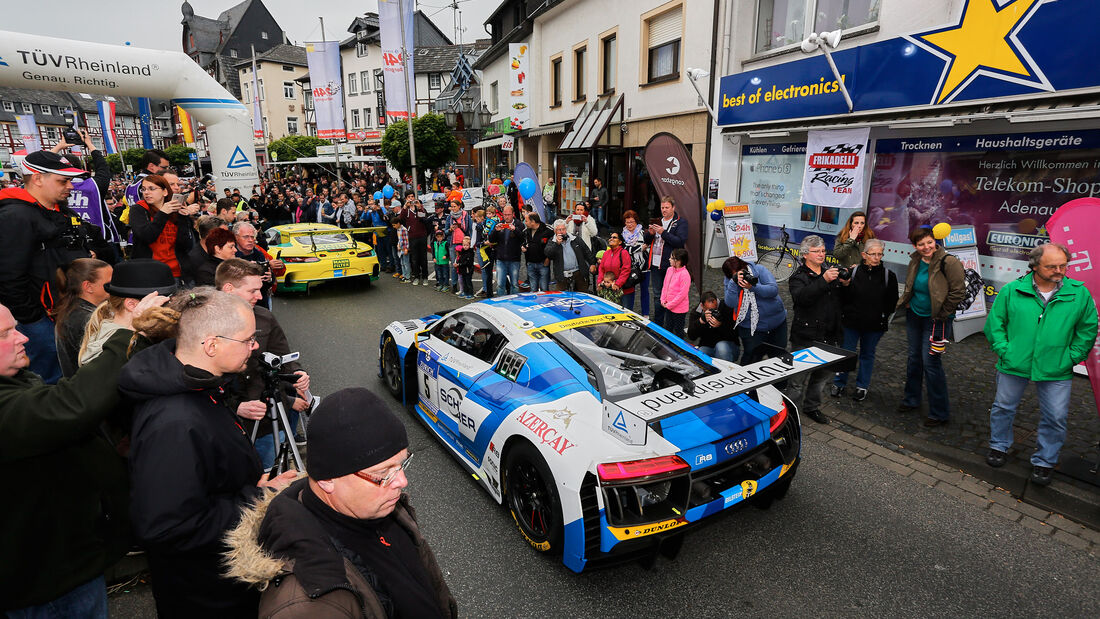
[381,334,404,399]
[503,441,564,555]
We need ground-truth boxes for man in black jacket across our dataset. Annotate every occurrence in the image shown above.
[490,205,524,295]
[788,235,845,424]
[121,288,296,618]
[687,291,740,362]
[546,219,595,292]
[523,211,553,292]
[0,151,93,384]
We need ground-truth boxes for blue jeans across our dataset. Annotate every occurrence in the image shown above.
[16,316,62,384]
[903,309,952,420]
[254,409,301,470]
[449,246,460,287]
[527,262,549,292]
[989,371,1073,467]
[738,320,788,366]
[435,263,450,287]
[376,234,393,269]
[8,575,107,618]
[399,253,411,278]
[495,260,521,295]
[699,340,739,363]
[389,241,402,275]
[834,327,885,390]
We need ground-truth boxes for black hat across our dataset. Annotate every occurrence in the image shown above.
[307,388,408,480]
[19,150,87,177]
[104,259,178,298]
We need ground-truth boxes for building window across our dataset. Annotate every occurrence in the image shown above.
[229,48,238,58]
[282,65,294,72]
[283,82,295,99]
[601,33,617,93]
[348,73,358,95]
[429,73,442,89]
[2,101,13,112]
[287,116,299,135]
[258,79,265,100]
[304,89,314,109]
[261,31,269,40]
[40,104,51,115]
[755,0,878,53]
[243,82,251,103]
[490,81,499,113]
[644,5,682,84]
[361,71,370,93]
[357,41,369,57]
[551,55,562,107]
[21,103,33,113]
[374,70,384,91]
[574,45,587,101]
[45,127,59,141]
[351,109,362,129]
[363,108,372,127]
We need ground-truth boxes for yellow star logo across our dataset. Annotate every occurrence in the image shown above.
[916,0,1050,103]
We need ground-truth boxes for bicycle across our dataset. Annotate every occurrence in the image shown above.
[755,224,799,282]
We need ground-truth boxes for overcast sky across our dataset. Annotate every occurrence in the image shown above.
[2,0,500,50]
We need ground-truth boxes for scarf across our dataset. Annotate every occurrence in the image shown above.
[734,285,760,335]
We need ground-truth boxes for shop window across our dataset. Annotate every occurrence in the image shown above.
[601,32,617,94]
[551,55,563,107]
[642,3,682,84]
[755,0,878,53]
[574,45,587,102]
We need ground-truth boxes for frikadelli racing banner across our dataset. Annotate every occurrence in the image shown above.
[643,132,702,287]
[508,43,530,130]
[868,129,1100,260]
[801,127,869,209]
[379,0,416,122]
[305,41,345,139]
[1047,198,1100,418]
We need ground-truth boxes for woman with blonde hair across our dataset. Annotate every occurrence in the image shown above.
[80,260,178,366]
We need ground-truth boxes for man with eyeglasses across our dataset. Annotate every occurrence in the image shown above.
[233,221,282,308]
[122,288,298,618]
[225,388,457,618]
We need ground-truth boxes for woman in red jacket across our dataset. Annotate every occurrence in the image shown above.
[596,232,633,306]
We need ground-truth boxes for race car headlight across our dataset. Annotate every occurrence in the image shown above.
[357,250,375,258]
[770,401,789,434]
[597,455,689,484]
[598,456,691,526]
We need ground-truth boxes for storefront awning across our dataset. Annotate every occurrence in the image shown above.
[558,94,624,150]
[524,121,570,137]
[474,136,507,150]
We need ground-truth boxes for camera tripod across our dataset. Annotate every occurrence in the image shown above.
[250,352,319,478]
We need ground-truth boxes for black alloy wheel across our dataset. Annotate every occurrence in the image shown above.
[503,441,564,555]
[381,334,404,399]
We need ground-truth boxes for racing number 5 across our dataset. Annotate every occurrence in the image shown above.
[423,374,431,399]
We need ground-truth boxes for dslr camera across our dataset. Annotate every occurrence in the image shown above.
[836,266,853,281]
[62,111,82,145]
[740,268,759,286]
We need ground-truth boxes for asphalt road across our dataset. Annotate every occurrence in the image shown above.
[108,275,1100,617]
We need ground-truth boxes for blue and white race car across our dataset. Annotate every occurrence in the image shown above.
[378,292,852,572]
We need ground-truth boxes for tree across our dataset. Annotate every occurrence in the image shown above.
[121,147,146,171]
[381,114,459,178]
[163,144,197,169]
[105,154,124,174]
[268,135,329,162]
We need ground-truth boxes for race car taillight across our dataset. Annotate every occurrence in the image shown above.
[597,455,689,484]
[357,250,374,257]
[282,257,320,263]
[770,401,789,434]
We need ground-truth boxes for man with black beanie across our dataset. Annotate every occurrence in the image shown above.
[225,388,457,618]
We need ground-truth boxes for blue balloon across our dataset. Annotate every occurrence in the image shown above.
[518,178,536,200]
[373,191,383,200]
[383,184,395,199]
[503,179,512,187]
[710,210,722,221]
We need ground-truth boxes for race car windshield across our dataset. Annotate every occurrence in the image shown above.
[292,233,350,246]
[550,320,712,400]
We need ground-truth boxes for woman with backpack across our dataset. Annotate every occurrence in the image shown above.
[896,227,967,427]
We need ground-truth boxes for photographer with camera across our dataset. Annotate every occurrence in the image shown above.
[722,256,786,367]
[687,291,739,362]
[216,259,310,470]
[53,125,123,263]
[788,235,848,424]
[0,151,95,384]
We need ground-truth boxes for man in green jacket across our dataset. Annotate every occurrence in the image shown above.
[984,243,1098,486]
[0,293,162,614]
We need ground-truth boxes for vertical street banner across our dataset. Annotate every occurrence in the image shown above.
[801,127,870,209]
[14,114,40,152]
[513,162,545,222]
[643,132,703,287]
[177,106,195,144]
[305,40,346,139]
[379,0,416,123]
[508,43,530,130]
[96,100,119,154]
[137,97,154,149]
[250,56,264,140]
[1047,197,1100,419]
[68,179,120,243]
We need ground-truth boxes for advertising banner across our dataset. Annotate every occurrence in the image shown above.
[802,128,869,209]
[14,114,40,152]
[739,143,804,233]
[722,203,757,261]
[137,97,153,149]
[379,0,416,123]
[643,132,702,286]
[250,56,264,140]
[68,178,120,243]
[718,1,1100,125]
[868,129,1100,260]
[508,43,530,130]
[96,100,119,154]
[1048,198,1100,412]
[305,41,346,139]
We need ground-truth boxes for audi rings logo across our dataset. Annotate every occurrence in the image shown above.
[724,437,750,456]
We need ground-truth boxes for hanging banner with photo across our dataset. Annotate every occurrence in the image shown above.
[802,127,870,209]
[305,40,346,139]
[379,0,416,122]
[14,114,41,153]
[508,43,530,130]
[643,132,703,286]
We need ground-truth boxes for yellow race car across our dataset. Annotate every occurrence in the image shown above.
[265,223,385,293]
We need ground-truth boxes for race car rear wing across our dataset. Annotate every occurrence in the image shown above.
[602,344,856,445]
[281,226,389,252]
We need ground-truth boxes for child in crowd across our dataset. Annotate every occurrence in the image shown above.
[455,236,475,300]
[596,271,624,306]
[432,230,451,292]
[392,216,410,283]
[660,248,691,335]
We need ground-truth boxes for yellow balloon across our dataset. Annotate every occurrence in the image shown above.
[706,201,721,212]
[932,222,952,240]
[715,199,725,209]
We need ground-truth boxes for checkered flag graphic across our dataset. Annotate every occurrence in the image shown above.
[816,143,865,171]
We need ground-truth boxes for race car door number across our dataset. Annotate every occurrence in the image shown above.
[494,349,527,382]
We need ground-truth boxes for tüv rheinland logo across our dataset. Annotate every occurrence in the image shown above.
[226,145,252,169]
[0,55,8,67]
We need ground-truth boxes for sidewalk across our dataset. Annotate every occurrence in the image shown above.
[692,265,1100,529]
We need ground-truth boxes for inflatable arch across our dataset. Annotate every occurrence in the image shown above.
[0,31,258,190]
